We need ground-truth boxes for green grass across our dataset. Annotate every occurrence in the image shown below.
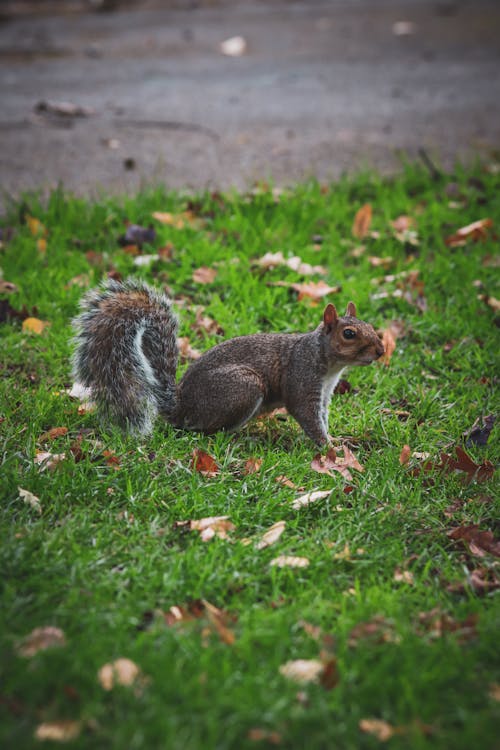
[1,164,499,749]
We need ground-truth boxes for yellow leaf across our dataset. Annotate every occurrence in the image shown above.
[22,317,49,335]
[37,237,47,254]
[26,215,46,237]
[352,204,372,239]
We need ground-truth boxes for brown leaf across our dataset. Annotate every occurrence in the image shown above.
[291,489,331,510]
[445,218,493,247]
[416,609,478,643]
[102,449,120,470]
[275,474,300,489]
[393,568,414,584]
[192,266,217,284]
[478,294,500,313]
[352,204,372,239]
[255,251,326,276]
[379,328,396,366]
[0,280,18,293]
[270,555,310,569]
[391,215,415,232]
[348,616,400,647]
[191,448,219,477]
[22,317,49,335]
[368,256,394,269]
[359,718,396,742]
[18,487,42,515]
[17,626,66,657]
[38,427,68,442]
[410,446,494,484]
[244,457,263,475]
[202,599,236,645]
[98,658,142,690]
[193,307,224,336]
[177,336,201,361]
[279,659,324,684]
[464,415,495,447]
[34,451,66,472]
[34,720,81,742]
[247,728,282,744]
[399,445,411,465]
[447,525,500,558]
[311,445,364,482]
[292,280,341,302]
[188,516,235,542]
[255,521,286,550]
[489,683,500,702]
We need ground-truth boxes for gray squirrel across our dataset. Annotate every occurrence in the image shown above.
[72,278,385,445]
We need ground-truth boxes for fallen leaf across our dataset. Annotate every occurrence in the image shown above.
[270,555,310,568]
[26,215,47,237]
[391,215,415,232]
[191,448,219,477]
[98,658,142,690]
[393,568,414,584]
[275,474,301,489]
[416,609,478,643]
[202,599,236,645]
[464,414,495,447]
[291,489,331,510]
[352,204,372,239]
[348,616,400,647]
[22,317,49,335]
[409,445,494,484]
[489,683,500,702]
[255,521,286,549]
[478,294,500,313]
[255,251,326,276]
[445,218,493,247]
[38,427,68,442]
[133,254,159,267]
[102,449,120,470]
[447,525,500,558]
[188,516,235,541]
[18,487,42,515]
[311,445,364,482]
[359,718,396,741]
[192,266,217,284]
[193,307,224,336]
[247,728,282,744]
[177,336,201,361]
[279,659,324,684]
[399,445,411,465]
[270,279,341,302]
[244,457,263,475]
[368,256,394,269]
[17,626,66,657]
[220,35,247,56]
[447,566,500,595]
[379,328,396,366]
[34,720,81,742]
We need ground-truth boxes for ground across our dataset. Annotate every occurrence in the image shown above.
[1,0,500,205]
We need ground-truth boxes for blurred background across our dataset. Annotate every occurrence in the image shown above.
[1,0,499,201]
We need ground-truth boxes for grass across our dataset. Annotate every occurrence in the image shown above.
[0,163,499,749]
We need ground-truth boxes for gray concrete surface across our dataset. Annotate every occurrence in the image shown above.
[1,1,499,205]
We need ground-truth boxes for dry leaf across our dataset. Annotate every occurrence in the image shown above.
[348,616,400,647]
[352,204,372,239]
[380,327,396,366]
[447,525,500,558]
[270,555,310,569]
[489,683,500,702]
[311,445,363,483]
[22,317,49,335]
[202,599,236,645]
[399,445,411,465]
[189,516,235,541]
[293,280,340,302]
[26,215,47,237]
[275,474,300,489]
[291,489,331,510]
[177,336,201,361]
[247,728,282,744]
[393,568,414,584]
[193,307,224,336]
[255,251,326,276]
[192,266,217,284]
[244,457,263,475]
[34,451,66,471]
[416,609,478,643]
[255,521,286,550]
[368,256,394,269]
[391,215,415,232]
[191,448,219,477]
[359,718,396,742]
[38,427,68,442]
[478,294,500,313]
[409,445,494,484]
[35,720,81,742]
[17,626,66,657]
[18,487,42,515]
[0,280,18,293]
[445,218,493,247]
[279,659,324,684]
[98,657,142,690]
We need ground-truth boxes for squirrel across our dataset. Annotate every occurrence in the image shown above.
[72,278,385,445]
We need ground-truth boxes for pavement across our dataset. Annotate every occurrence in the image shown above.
[1,0,499,205]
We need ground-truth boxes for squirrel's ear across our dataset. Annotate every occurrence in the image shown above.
[323,303,338,332]
[345,301,357,318]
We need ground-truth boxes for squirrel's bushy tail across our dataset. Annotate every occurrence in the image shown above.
[72,279,179,435]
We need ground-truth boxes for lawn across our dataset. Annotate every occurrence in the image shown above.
[0,163,499,749]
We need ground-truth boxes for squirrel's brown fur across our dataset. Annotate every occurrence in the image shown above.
[72,279,384,445]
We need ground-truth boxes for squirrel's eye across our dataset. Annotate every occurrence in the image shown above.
[343,328,356,340]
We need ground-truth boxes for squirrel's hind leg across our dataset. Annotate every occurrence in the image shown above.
[177,365,265,434]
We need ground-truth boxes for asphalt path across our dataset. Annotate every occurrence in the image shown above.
[1,0,499,204]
